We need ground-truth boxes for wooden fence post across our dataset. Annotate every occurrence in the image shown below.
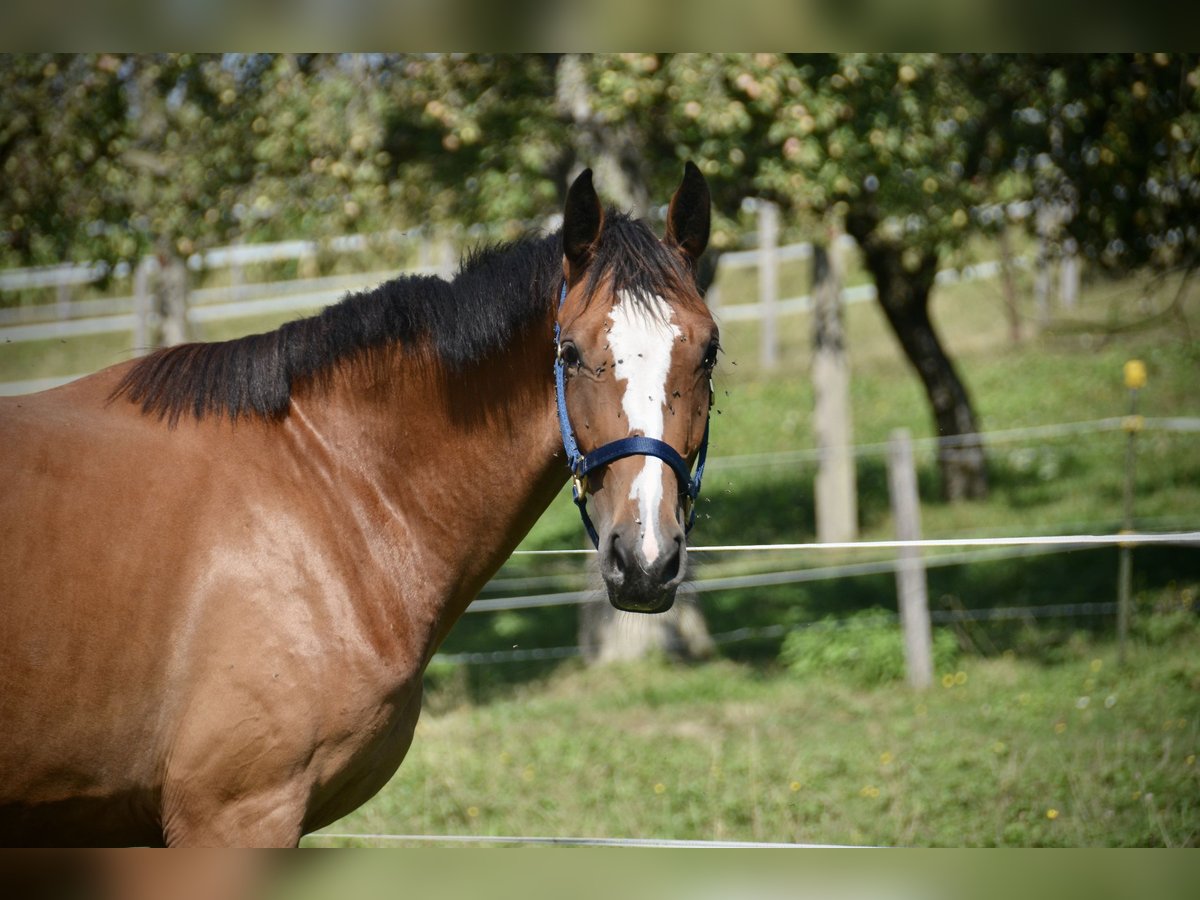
[1034,236,1052,331]
[997,226,1022,344]
[757,200,779,370]
[887,428,933,690]
[812,237,858,543]
[56,281,71,322]
[133,256,154,356]
[229,242,244,302]
[1060,237,1080,310]
[1118,359,1146,665]
[159,255,190,347]
[436,235,456,279]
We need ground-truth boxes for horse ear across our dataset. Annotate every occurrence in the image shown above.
[665,161,711,264]
[563,168,604,284]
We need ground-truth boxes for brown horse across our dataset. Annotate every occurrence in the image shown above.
[0,165,716,846]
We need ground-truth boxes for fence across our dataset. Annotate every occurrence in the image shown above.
[438,410,1199,673]
[438,531,1198,666]
[0,197,1087,377]
[707,201,1047,370]
[0,217,1013,394]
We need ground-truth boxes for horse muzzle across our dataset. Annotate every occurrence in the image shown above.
[600,522,686,614]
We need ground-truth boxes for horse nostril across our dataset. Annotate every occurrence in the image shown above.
[658,536,682,584]
[607,528,635,577]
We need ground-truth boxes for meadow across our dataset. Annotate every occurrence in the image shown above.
[305,624,1200,847]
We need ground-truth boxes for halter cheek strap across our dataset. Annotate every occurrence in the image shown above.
[554,282,711,549]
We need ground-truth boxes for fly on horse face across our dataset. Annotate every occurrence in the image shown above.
[0,164,717,846]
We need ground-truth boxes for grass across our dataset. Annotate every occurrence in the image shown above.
[305,621,1200,847]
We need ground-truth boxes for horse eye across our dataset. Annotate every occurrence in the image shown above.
[560,342,582,369]
[702,339,720,370]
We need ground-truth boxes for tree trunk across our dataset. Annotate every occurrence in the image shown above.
[997,226,1023,345]
[156,253,190,347]
[135,251,191,351]
[846,210,988,502]
[554,54,650,219]
[578,586,715,665]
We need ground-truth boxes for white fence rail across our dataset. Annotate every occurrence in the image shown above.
[467,531,1200,612]
[0,230,425,293]
[0,237,1007,400]
[436,530,1198,666]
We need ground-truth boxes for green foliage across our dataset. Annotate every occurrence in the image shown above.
[1135,609,1198,647]
[0,54,412,269]
[780,608,960,687]
[4,52,1197,289]
[1015,53,1200,272]
[377,54,564,227]
[755,54,999,255]
[1,54,135,265]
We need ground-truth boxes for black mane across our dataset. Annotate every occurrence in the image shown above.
[111,211,695,425]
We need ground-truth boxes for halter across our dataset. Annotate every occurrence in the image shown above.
[554,282,711,548]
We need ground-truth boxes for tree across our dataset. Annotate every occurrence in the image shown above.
[755,54,1022,501]
[377,54,730,663]
[581,53,1008,500]
[1003,54,1200,303]
[1,54,136,268]
[1,54,403,273]
[772,54,1200,495]
[378,54,565,231]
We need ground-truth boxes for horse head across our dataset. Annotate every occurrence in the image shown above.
[555,163,717,614]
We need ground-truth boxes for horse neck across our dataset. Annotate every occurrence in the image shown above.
[285,308,567,652]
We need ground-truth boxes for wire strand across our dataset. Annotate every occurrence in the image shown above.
[512,531,1200,556]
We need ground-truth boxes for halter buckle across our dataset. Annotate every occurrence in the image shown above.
[571,470,589,500]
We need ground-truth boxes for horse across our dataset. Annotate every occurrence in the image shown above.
[0,163,717,846]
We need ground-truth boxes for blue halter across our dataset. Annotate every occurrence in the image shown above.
[554,282,711,548]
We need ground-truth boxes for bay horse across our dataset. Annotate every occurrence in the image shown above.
[0,164,717,846]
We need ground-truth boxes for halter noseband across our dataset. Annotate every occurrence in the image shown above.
[554,282,711,549]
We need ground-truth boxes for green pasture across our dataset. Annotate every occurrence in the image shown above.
[306,621,1200,847]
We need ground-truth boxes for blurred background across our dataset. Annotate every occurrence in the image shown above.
[1,53,1197,849]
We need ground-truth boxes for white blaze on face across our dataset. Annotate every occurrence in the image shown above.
[608,290,681,565]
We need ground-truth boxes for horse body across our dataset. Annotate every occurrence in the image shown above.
[0,166,714,845]
[1,332,564,845]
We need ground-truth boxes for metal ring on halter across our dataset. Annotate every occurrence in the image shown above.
[571,469,589,500]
